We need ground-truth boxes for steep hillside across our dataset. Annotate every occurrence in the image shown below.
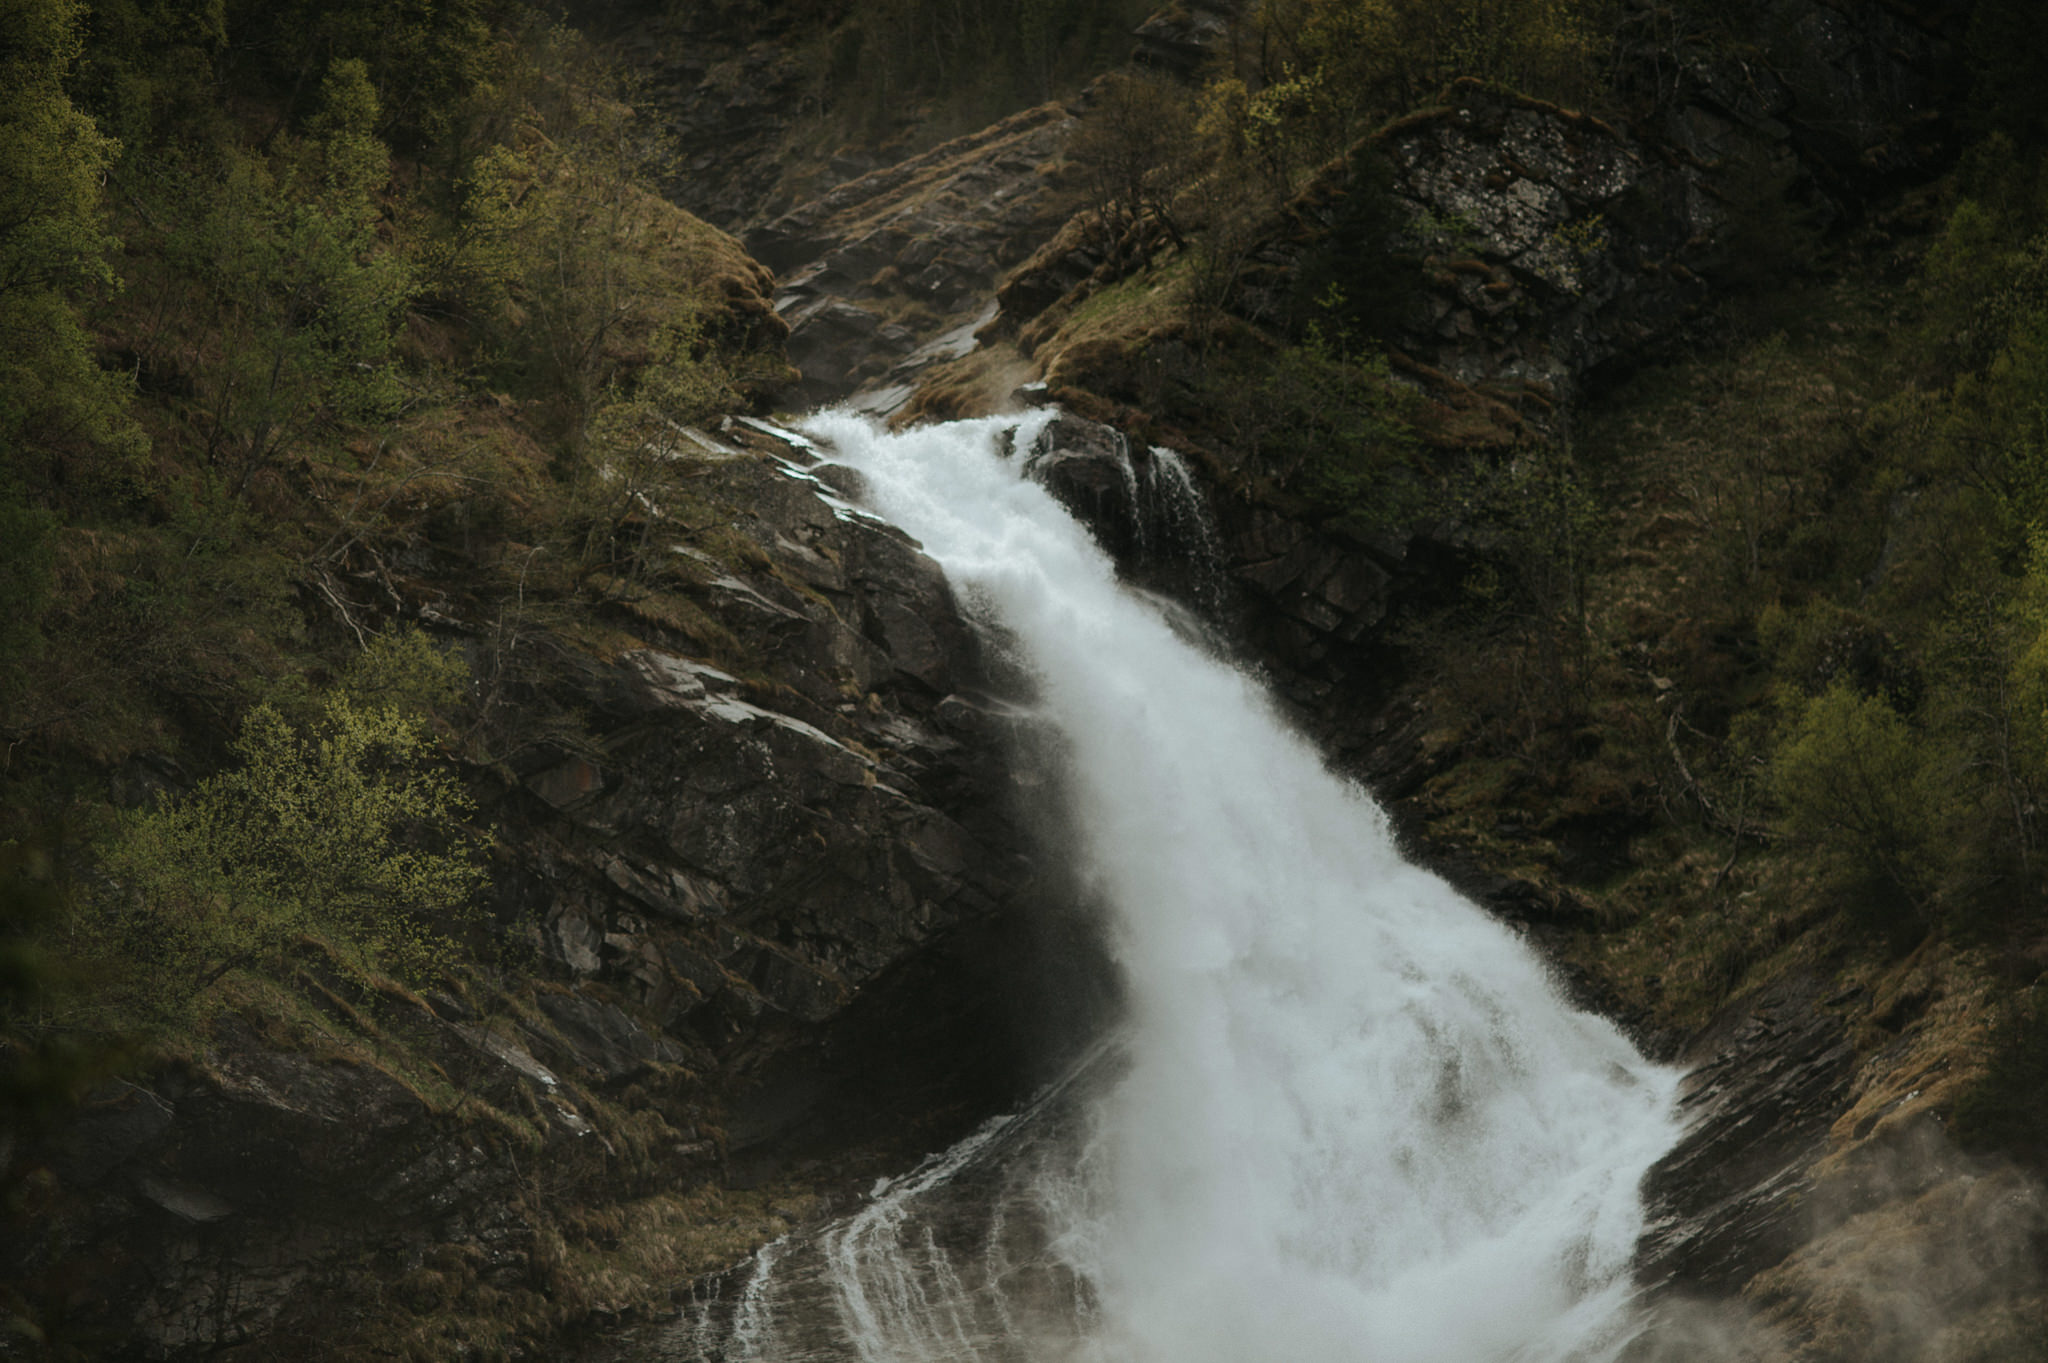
[11,0,2048,1359]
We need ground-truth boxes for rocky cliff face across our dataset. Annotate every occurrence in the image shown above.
[7,2,2017,1358]
[753,102,1083,411]
[856,3,2032,1355]
[6,418,1115,1357]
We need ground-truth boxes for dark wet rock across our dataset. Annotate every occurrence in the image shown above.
[1013,412,1228,610]
[527,755,607,811]
[1022,413,1149,560]
[108,752,188,810]
[535,992,680,1083]
[748,102,1084,407]
[1630,0,1955,198]
[603,12,827,232]
[448,1021,562,1091]
[10,413,1058,1357]
[130,1171,234,1225]
[48,1082,175,1187]
[1132,3,1232,77]
[1635,974,1860,1292]
[12,1018,533,1354]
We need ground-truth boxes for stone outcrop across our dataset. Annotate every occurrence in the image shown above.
[1129,3,1233,79]
[1636,975,1862,1293]
[7,418,1073,1357]
[750,102,1084,410]
[601,8,830,233]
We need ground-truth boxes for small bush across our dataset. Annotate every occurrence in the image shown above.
[94,685,483,1023]
[1770,682,1945,927]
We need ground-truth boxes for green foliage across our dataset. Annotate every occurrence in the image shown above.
[72,0,228,147]
[0,0,147,488]
[429,52,750,423]
[0,0,121,301]
[1914,186,2048,377]
[0,496,55,700]
[1770,683,1945,927]
[338,626,471,723]
[310,57,390,206]
[1242,0,1611,147]
[1263,322,1424,519]
[1287,151,1421,341]
[574,311,741,563]
[456,121,655,407]
[95,688,483,1021]
[1067,72,1199,265]
[1657,332,1856,596]
[1439,442,1605,749]
[0,836,131,1125]
[136,115,412,488]
[218,0,502,151]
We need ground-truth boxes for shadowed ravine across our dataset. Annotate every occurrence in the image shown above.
[622,411,1686,1363]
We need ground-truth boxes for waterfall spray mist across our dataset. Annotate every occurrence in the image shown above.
[673,411,1684,1363]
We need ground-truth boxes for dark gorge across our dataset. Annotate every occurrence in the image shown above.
[5,1,2048,1358]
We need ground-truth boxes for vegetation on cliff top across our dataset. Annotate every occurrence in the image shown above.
[0,0,782,1004]
[990,0,2048,1182]
[0,0,823,1351]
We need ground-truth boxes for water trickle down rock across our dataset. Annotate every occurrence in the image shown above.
[1017,412,1229,612]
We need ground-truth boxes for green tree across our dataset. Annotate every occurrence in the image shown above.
[145,64,412,491]
[1770,683,1947,926]
[0,495,55,705]
[0,0,146,490]
[97,681,483,1019]
[1242,0,1610,147]
[72,0,228,147]
[1067,72,1198,267]
[576,312,740,574]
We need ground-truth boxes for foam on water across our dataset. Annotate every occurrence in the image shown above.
[676,411,1683,1363]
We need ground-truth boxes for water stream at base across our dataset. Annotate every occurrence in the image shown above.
[645,412,1684,1363]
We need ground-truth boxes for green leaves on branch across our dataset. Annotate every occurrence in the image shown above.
[1067,73,1198,265]
[433,74,752,427]
[1235,0,1610,171]
[1770,683,1946,924]
[97,649,482,1022]
[132,60,412,490]
[0,0,147,486]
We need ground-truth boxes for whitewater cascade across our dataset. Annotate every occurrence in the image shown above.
[655,411,1684,1363]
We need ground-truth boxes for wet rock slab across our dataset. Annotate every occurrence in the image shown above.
[1635,974,1859,1293]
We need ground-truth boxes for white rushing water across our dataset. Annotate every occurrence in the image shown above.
[671,411,1684,1363]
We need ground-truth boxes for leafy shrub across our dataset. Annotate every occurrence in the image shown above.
[1242,0,1611,142]
[0,0,147,492]
[1953,991,2048,1164]
[126,63,414,492]
[1067,72,1200,266]
[94,679,482,1022]
[1770,682,1946,927]
[1287,151,1422,341]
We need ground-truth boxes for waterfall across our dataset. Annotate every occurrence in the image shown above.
[654,411,1683,1363]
